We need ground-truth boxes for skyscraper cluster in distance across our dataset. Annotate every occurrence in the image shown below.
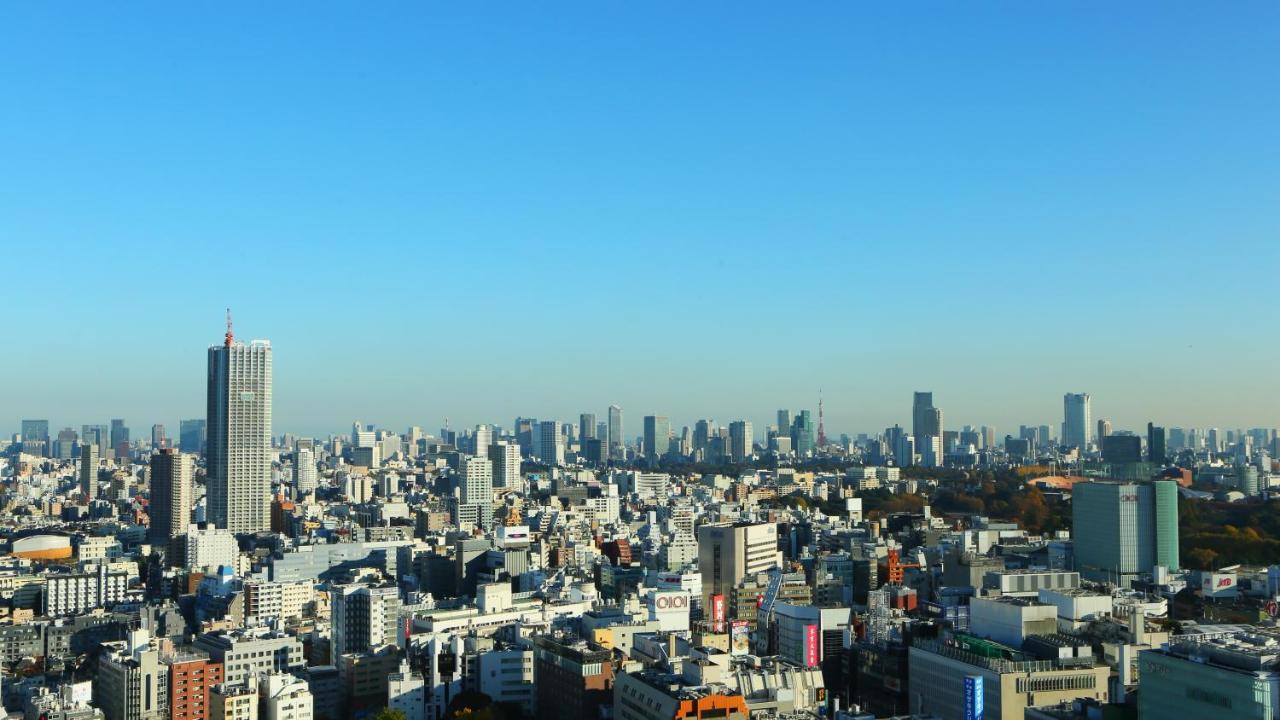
[2,320,1279,720]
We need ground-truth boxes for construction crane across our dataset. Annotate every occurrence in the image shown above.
[883,547,921,586]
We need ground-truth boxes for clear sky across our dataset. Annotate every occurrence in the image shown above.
[3,3,1278,440]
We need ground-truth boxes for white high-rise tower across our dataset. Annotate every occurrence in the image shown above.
[207,312,273,534]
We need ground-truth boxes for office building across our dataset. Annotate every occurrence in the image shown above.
[180,419,207,454]
[579,413,596,441]
[533,637,614,720]
[912,392,942,441]
[259,672,313,720]
[81,441,101,500]
[1062,393,1091,449]
[55,427,77,459]
[470,424,492,458]
[608,405,624,459]
[1072,480,1179,584]
[1097,419,1113,444]
[207,323,273,535]
[488,440,521,490]
[293,447,317,495]
[458,456,494,530]
[149,449,192,546]
[1100,434,1142,464]
[151,424,167,449]
[909,634,1107,720]
[536,420,564,465]
[777,410,792,438]
[193,630,305,687]
[83,423,110,456]
[1147,422,1167,464]
[791,410,814,457]
[476,648,534,717]
[644,415,671,460]
[209,684,256,720]
[21,419,50,456]
[111,419,130,457]
[331,584,401,659]
[1139,628,1280,720]
[728,420,752,463]
[387,660,426,720]
[95,635,167,720]
[168,652,225,720]
[698,522,780,607]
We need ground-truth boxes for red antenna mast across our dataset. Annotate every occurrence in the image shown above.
[224,308,234,347]
[816,391,827,448]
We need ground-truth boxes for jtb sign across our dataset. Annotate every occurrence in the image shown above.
[964,675,984,720]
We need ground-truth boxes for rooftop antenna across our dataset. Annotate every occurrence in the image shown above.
[224,308,234,347]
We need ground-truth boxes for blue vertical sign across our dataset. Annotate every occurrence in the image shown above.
[964,675,984,720]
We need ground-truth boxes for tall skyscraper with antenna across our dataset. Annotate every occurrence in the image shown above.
[207,311,273,534]
[816,394,827,449]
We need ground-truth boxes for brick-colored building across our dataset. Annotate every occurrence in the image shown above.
[168,653,225,720]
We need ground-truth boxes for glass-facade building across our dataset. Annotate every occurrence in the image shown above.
[1072,479,1178,585]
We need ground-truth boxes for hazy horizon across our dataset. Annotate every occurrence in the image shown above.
[5,4,1277,438]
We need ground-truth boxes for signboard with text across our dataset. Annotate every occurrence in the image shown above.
[964,675,984,720]
[804,623,819,667]
[730,620,750,655]
[710,593,726,632]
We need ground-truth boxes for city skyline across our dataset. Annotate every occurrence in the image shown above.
[7,327,1275,444]
[5,4,1279,436]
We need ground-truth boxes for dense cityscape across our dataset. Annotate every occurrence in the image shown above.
[1,323,1278,720]
[6,3,1277,720]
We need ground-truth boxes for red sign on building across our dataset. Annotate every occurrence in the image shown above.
[805,624,819,667]
[710,593,726,632]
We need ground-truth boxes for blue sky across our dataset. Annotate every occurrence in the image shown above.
[3,3,1278,439]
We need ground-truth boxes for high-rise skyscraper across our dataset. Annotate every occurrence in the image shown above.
[294,447,318,495]
[1097,419,1112,444]
[643,415,671,460]
[489,440,521,490]
[80,441,100,500]
[791,411,814,457]
[458,455,495,530]
[207,318,273,534]
[1062,393,1092,449]
[911,392,931,438]
[20,419,49,456]
[110,418,130,457]
[1148,423,1167,464]
[151,423,167,449]
[536,420,564,466]
[728,421,753,463]
[82,424,109,456]
[471,424,493,458]
[777,410,792,438]
[608,405,623,459]
[911,392,942,442]
[149,448,192,546]
[579,413,596,442]
[179,418,207,454]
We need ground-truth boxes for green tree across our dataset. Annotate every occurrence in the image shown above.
[370,709,408,720]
